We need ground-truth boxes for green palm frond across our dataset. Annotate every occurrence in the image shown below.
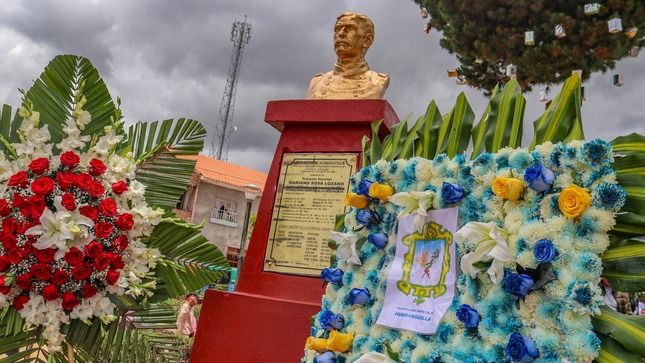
[470,85,499,159]
[125,118,207,210]
[484,79,525,153]
[143,218,230,297]
[414,100,443,160]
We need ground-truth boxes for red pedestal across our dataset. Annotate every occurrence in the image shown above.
[191,99,399,363]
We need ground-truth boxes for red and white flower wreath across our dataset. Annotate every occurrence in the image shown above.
[0,102,162,350]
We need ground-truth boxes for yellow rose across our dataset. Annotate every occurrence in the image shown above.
[305,336,327,352]
[345,193,369,209]
[368,182,394,202]
[559,184,591,218]
[325,331,353,352]
[491,177,524,201]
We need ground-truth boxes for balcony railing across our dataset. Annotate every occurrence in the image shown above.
[211,208,239,225]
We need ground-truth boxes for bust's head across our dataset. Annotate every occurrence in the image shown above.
[333,12,374,61]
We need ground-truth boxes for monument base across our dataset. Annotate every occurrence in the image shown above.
[191,289,319,363]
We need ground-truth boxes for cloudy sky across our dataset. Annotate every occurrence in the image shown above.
[0,0,642,173]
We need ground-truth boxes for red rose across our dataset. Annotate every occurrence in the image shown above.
[93,252,112,271]
[51,270,69,285]
[110,254,125,270]
[111,181,128,194]
[82,283,98,298]
[30,263,51,281]
[106,269,120,285]
[15,273,33,291]
[28,157,50,175]
[61,291,79,310]
[112,235,129,252]
[98,198,117,217]
[2,217,15,233]
[8,171,29,188]
[0,255,10,272]
[28,194,45,207]
[0,199,11,216]
[64,247,85,266]
[0,275,11,295]
[71,262,92,281]
[31,177,55,195]
[7,248,26,264]
[88,181,105,198]
[12,294,29,310]
[116,214,134,231]
[42,284,60,301]
[56,171,76,190]
[89,159,107,176]
[85,241,103,258]
[11,194,26,207]
[23,240,34,255]
[61,193,76,211]
[94,222,113,238]
[33,248,55,263]
[2,234,17,250]
[75,173,93,191]
[60,151,80,168]
[79,206,98,222]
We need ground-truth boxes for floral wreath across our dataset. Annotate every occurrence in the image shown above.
[0,98,162,349]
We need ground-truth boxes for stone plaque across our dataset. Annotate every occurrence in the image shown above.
[264,153,357,275]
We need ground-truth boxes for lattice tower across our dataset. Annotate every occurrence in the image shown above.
[211,17,252,160]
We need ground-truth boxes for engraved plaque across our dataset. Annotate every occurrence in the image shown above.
[264,153,358,275]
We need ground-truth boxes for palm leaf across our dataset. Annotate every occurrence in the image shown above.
[592,306,645,358]
[126,118,207,210]
[610,133,645,156]
[596,333,645,363]
[530,73,584,149]
[470,85,499,159]
[380,115,411,162]
[439,92,474,158]
[23,55,118,146]
[142,218,231,297]
[369,119,384,165]
[602,236,645,292]
[415,101,443,159]
[484,79,525,153]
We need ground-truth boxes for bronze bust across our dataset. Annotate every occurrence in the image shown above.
[306,12,389,99]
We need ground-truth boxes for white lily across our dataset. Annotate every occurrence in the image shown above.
[354,352,397,363]
[330,230,362,265]
[454,221,512,285]
[388,190,434,232]
[26,196,95,258]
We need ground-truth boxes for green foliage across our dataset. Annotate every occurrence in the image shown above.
[0,55,230,362]
[413,0,644,94]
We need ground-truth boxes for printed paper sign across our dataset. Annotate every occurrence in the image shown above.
[376,206,458,334]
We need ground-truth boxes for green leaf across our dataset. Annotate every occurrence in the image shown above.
[441,92,474,158]
[613,154,645,177]
[415,101,443,159]
[369,119,384,164]
[399,114,423,160]
[381,115,410,161]
[611,133,645,157]
[361,135,371,167]
[470,84,499,159]
[616,174,645,214]
[592,305,645,357]
[484,79,525,153]
[530,73,584,149]
[596,333,645,363]
[602,236,645,292]
[612,212,645,237]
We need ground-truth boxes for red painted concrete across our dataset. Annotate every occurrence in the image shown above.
[191,99,399,363]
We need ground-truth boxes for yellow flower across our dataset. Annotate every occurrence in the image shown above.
[491,177,524,201]
[305,336,327,352]
[368,182,394,202]
[326,331,353,352]
[559,185,591,218]
[345,193,369,209]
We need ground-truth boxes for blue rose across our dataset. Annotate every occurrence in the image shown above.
[441,182,464,204]
[356,210,375,226]
[357,180,374,197]
[506,332,539,362]
[533,239,556,263]
[367,233,388,249]
[320,268,343,285]
[505,273,535,298]
[524,164,555,192]
[314,351,336,363]
[348,288,370,306]
[319,310,344,331]
[456,304,480,329]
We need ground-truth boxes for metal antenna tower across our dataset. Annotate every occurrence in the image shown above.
[211,16,252,160]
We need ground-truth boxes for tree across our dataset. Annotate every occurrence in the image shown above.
[414,0,644,94]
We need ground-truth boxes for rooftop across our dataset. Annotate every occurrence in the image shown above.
[181,154,267,192]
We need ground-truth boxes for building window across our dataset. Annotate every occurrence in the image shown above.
[176,184,197,212]
[211,200,239,226]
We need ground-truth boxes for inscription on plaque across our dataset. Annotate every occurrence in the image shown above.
[264,153,357,276]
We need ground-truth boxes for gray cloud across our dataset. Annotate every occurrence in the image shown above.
[0,0,642,173]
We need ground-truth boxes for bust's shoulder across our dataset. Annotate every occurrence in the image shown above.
[366,70,390,86]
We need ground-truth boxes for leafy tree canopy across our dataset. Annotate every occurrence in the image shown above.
[414,0,644,94]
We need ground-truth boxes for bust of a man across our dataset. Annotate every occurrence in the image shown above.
[306,12,389,99]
